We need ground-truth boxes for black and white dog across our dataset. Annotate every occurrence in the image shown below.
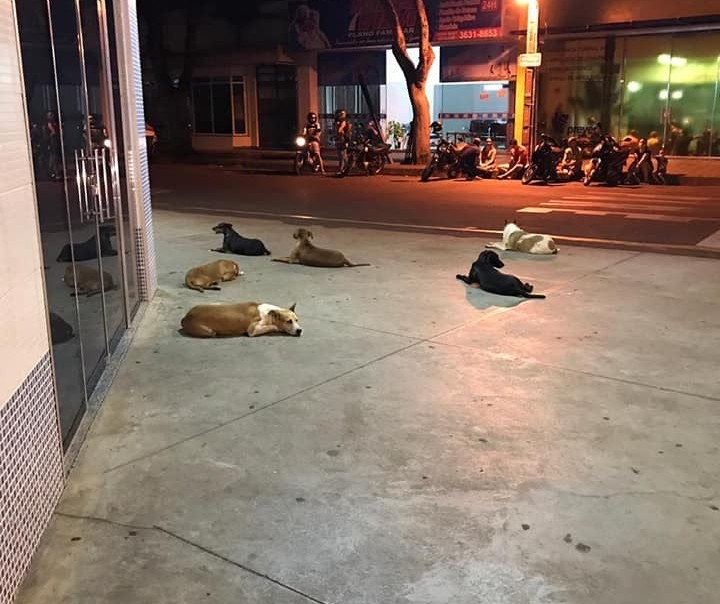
[456,250,545,299]
[56,225,117,262]
[211,223,271,256]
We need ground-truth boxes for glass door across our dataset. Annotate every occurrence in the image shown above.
[16,0,137,446]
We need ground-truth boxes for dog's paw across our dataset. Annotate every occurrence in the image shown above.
[239,271,245,276]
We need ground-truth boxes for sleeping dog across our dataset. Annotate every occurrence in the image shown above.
[211,223,271,256]
[181,302,301,338]
[486,222,558,255]
[456,250,545,299]
[56,225,117,262]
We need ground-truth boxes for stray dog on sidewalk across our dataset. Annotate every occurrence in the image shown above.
[486,221,558,255]
[456,250,546,299]
[185,259,242,292]
[181,302,301,338]
[211,223,271,256]
[273,228,370,267]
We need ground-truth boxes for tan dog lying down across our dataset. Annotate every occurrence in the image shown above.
[273,228,369,268]
[486,222,558,255]
[181,302,301,338]
[185,259,242,292]
[64,265,115,297]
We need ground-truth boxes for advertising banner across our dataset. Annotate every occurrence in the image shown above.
[441,43,516,82]
[317,51,387,86]
[288,0,503,51]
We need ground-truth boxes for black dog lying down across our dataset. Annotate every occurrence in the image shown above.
[456,250,545,299]
[211,223,271,256]
[56,225,117,262]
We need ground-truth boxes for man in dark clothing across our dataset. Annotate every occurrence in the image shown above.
[461,138,481,180]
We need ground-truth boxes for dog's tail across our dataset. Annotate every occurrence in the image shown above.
[456,274,471,284]
[521,293,546,299]
[345,262,371,267]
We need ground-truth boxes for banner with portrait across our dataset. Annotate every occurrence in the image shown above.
[288,0,504,51]
[441,43,516,82]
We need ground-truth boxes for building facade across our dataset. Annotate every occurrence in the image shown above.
[184,0,719,158]
[0,0,155,601]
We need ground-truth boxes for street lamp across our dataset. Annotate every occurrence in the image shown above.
[514,0,540,150]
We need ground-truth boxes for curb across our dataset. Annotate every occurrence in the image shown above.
[154,154,720,185]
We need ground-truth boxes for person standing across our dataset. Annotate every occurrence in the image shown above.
[334,109,352,177]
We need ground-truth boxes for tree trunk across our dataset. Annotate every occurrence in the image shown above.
[381,0,434,164]
[409,84,431,164]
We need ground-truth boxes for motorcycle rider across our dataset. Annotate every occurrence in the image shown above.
[497,139,528,180]
[461,138,482,180]
[477,137,497,178]
[334,109,352,177]
[302,111,324,173]
[559,136,583,180]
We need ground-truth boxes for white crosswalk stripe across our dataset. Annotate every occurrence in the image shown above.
[516,192,720,223]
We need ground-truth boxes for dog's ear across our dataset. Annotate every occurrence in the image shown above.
[306,230,313,239]
[268,310,279,319]
[289,303,296,312]
[292,230,300,239]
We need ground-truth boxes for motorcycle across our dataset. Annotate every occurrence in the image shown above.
[583,136,630,186]
[343,129,391,176]
[294,134,322,175]
[521,136,563,185]
[421,125,466,182]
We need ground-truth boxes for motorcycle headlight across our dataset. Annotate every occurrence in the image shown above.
[295,136,306,147]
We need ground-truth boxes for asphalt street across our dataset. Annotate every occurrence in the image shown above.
[149,164,720,254]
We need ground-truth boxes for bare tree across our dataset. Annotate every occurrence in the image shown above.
[381,0,434,164]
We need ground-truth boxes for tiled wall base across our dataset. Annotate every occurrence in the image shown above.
[0,353,64,604]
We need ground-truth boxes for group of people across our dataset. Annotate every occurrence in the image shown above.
[459,137,531,181]
[302,108,380,177]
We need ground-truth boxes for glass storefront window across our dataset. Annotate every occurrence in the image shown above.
[232,77,247,134]
[540,31,720,156]
[192,76,247,135]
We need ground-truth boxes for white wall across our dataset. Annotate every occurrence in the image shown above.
[385,46,440,125]
[0,0,51,406]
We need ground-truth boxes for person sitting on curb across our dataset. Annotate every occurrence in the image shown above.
[497,139,528,180]
[477,137,497,178]
[461,138,482,180]
[559,136,583,180]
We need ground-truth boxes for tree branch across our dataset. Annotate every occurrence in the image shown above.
[380,0,416,83]
[414,0,435,83]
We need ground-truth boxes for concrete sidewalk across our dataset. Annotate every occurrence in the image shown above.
[17,211,720,604]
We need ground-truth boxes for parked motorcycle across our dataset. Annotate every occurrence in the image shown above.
[421,122,466,182]
[521,135,563,185]
[342,127,391,176]
[583,135,630,186]
[294,134,322,175]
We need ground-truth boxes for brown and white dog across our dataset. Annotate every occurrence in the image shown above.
[181,302,301,338]
[185,259,242,292]
[486,222,558,255]
[273,228,369,268]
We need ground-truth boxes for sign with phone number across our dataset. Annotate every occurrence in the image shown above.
[289,0,504,50]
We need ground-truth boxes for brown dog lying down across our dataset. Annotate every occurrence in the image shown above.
[185,259,242,292]
[64,265,115,297]
[272,228,369,268]
[181,302,301,338]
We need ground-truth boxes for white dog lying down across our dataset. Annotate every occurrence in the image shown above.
[486,222,558,255]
